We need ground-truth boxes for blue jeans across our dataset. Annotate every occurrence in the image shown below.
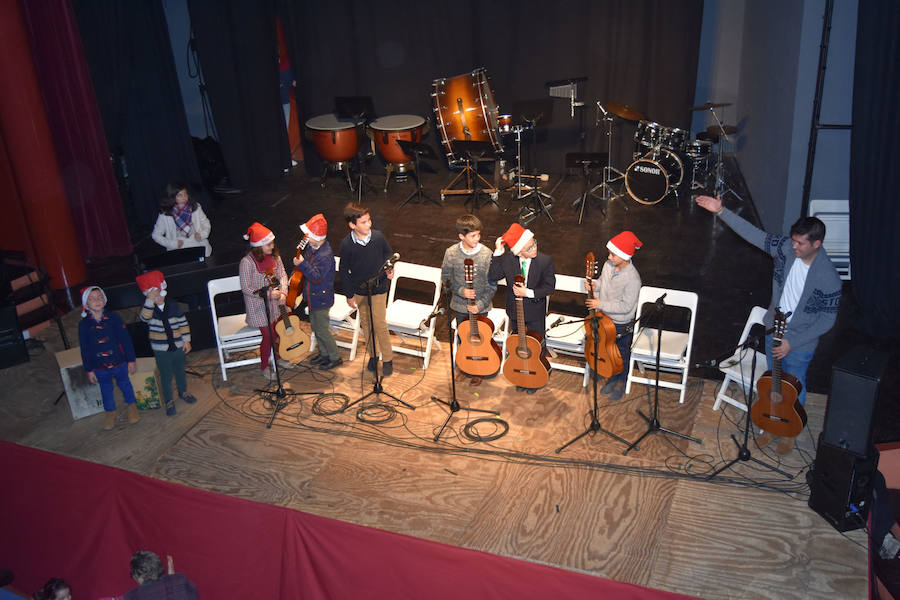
[765,334,814,406]
[94,362,137,412]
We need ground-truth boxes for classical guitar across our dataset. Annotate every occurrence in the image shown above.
[502,274,550,388]
[455,258,502,376]
[265,270,311,364]
[751,308,807,438]
[285,235,310,310]
[582,252,623,378]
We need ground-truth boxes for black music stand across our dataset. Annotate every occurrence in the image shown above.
[510,98,555,223]
[441,140,499,209]
[567,152,607,224]
[335,96,379,199]
[623,296,701,455]
[396,140,440,208]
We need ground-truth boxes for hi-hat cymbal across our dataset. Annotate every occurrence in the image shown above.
[706,124,738,136]
[690,101,732,111]
[605,102,645,121]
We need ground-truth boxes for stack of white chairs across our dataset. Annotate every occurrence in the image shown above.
[809,199,850,280]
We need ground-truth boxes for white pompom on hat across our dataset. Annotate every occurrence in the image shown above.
[243,222,275,247]
[80,285,107,317]
[607,230,643,260]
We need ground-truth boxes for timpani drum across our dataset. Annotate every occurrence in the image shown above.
[368,115,427,169]
[431,67,501,161]
[305,114,358,163]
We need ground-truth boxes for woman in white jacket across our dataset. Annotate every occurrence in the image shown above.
[151,182,212,257]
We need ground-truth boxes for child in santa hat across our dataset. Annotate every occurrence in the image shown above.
[292,214,341,370]
[585,230,643,401]
[77,285,139,430]
[137,270,197,415]
[239,222,289,380]
[488,222,556,394]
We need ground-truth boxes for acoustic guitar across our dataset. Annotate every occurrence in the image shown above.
[455,258,502,376]
[285,235,310,310]
[502,274,550,388]
[582,252,623,378]
[751,308,807,438]
[265,270,311,364]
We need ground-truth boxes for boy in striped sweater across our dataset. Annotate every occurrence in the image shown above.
[137,271,197,416]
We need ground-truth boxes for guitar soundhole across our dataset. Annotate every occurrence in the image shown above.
[516,347,532,360]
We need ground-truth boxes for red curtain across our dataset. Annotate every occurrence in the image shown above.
[20,0,132,258]
[1,441,696,600]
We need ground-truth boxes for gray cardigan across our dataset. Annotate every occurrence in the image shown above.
[440,243,497,315]
[719,207,842,353]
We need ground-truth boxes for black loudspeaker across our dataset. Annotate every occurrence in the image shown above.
[823,345,890,457]
[808,434,878,532]
[0,303,28,369]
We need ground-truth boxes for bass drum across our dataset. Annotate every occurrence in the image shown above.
[625,149,684,205]
[431,68,501,161]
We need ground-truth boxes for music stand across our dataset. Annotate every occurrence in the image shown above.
[396,140,440,208]
[510,98,555,223]
[566,152,607,224]
[440,140,499,208]
[334,96,379,200]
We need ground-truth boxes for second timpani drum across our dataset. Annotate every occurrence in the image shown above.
[368,115,427,166]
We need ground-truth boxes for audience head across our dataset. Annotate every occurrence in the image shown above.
[33,578,71,600]
[130,550,164,585]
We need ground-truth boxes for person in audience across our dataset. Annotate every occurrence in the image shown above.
[124,551,197,600]
[78,285,138,431]
[137,271,197,415]
[239,222,290,381]
[151,182,212,257]
[33,578,71,600]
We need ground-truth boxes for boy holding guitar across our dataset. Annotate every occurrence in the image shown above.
[489,223,556,394]
[696,194,841,454]
[292,214,341,370]
[585,231,643,402]
[440,214,498,385]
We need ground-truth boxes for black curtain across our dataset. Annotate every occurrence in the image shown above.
[850,0,900,340]
[71,0,204,227]
[276,0,703,175]
[187,0,292,189]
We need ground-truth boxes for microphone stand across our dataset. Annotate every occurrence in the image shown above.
[557,309,633,453]
[430,282,499,442]
[344,271,414,412]
[706,330,792,480]
[623,295,701,455]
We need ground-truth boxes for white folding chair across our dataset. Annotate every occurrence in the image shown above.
[545,273,591,386]
[625,286,698,404]
[207,276,264,381]
[307,256,360,360]
[384,261,443,369]
[712,306,768,412]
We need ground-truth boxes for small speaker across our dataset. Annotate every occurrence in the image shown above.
[808,434,878,532]
[0,303,28,369]
[823,346,890,457]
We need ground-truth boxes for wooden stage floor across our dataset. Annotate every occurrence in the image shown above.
[1,311,868,600]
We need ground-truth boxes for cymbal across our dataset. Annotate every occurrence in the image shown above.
[690,101,732,111]
[605,102,645,121]
[706,124,738,136]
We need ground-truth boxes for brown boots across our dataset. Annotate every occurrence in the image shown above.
[103,411,116,431]
[127,403,140,424]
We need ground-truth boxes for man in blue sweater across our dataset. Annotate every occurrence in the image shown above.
[697,194,842,454]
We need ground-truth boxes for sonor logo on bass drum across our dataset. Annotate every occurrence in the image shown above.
[634,165,661,175]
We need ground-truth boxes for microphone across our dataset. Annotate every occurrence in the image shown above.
[548,316,565,329]
[654,293,667,311]
[381,252,400,273]
[419,307,445,329]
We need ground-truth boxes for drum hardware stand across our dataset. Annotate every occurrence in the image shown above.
[557,310,633,453]
[440,140,499,209]
[567,153,607,224]
[623,295,701,455]
[251,285,316,429]
[396,140,440,208]
[334,96,379,200]
[343,270,415,413]
[705,328,792,481]
[430,282,499,442]
[594,103,629,212]
[507,99,555,224]
[706,106,744,205]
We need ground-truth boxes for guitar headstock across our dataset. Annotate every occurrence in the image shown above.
[773,307,788,345]
[296,235,310,256]
[463,258,475,284]
[585,252,597,279]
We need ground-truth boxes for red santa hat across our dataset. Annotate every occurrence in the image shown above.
[607,230,643,260]
[136,270,167,298]
[243,222,275,247]
[300,213,327,242]
[80,285,107,317]
[501,223,534,256]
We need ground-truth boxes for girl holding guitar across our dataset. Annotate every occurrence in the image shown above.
[489,223,556,394]
[584,231,643,401]
[440,215,499,385]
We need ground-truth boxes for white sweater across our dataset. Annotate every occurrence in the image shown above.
[151,206,212,257]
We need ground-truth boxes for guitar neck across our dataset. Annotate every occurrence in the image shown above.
[515,297,527,350]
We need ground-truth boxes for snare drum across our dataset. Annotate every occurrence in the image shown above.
[498,114,513,133]
[663,127,690,153]
[305,114,358,163]
[368,115,426,165]
[625,148,683,205]
[684,139,712,159]
[432,68,501,160]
